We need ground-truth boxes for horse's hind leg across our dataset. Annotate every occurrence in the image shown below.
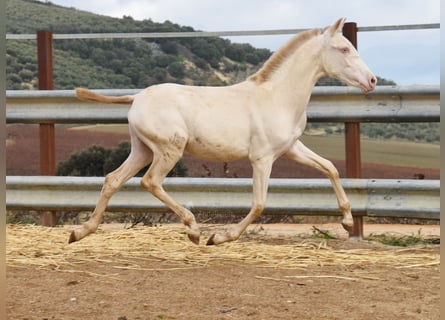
[140,149,200,245]
[69,134,153,243]
[284,140,353,232]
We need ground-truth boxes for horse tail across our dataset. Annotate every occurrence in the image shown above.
[75,88,134,104]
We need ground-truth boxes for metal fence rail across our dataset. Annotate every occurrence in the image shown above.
[6,85,440,124]
[6,176,440,220]
[6,23,439,40]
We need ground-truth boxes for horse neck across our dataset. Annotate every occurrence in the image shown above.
[267,36,324,105]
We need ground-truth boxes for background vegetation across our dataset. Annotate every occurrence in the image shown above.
[6,0,271,89]
[56,142,188,177]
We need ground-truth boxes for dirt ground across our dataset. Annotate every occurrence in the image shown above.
[6,224,440,320]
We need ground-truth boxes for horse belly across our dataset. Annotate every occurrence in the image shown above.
[186,132,249,162]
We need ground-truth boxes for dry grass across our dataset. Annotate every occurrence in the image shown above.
[6,224,439,277]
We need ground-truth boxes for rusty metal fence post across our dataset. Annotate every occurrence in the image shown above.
[37,30,57,226]
[342,22,364,239]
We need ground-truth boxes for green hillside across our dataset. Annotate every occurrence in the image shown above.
[6,0,272,89]
[6,0,398,90]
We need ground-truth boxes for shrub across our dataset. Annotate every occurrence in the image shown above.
[57,142,187,177]
[57,145,111,176]
[167,61,185,78]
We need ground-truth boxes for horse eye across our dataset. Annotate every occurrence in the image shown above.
[340,47,350,54]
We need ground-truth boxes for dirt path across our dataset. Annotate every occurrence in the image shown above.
[7,259,440,320]
[6,224,440,320]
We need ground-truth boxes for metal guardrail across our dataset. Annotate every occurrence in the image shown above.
[6,85,440,124]
[6,176,440,220]
[6,23,440,40]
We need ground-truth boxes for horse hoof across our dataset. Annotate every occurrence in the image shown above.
[206,234,216,246]
[187,231,200,245]
[341,220,354,233]
[68,231,77,244]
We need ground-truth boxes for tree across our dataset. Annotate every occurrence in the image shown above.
[160,40,179,55]
[225,44,246,62]
[167,61,185,78]
[190,38,224,68]
[154,54,176,68]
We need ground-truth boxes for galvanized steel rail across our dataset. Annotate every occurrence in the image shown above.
[6,85,440,124]
[6,176,439,220]
[6,23,439,40]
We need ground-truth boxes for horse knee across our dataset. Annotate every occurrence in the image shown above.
[323,160,340,180]
[330,168,340,181]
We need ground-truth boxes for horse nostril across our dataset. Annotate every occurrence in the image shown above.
[370,77,377,85]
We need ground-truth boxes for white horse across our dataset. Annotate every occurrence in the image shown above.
[70,18,376,245]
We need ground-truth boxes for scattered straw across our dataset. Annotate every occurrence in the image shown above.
[6,224,439,275]
[255,275,362,282]
[285,275,359,281]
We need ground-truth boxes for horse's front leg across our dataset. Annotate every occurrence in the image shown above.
[284,140,354,232]
[207,157,273,245]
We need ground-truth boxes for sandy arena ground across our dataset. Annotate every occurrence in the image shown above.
[6,223,440,320]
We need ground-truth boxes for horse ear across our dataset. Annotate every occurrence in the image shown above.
[325,18,346,36]
[335,17,346,32]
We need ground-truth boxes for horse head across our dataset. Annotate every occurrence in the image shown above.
[321,18,377,93]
